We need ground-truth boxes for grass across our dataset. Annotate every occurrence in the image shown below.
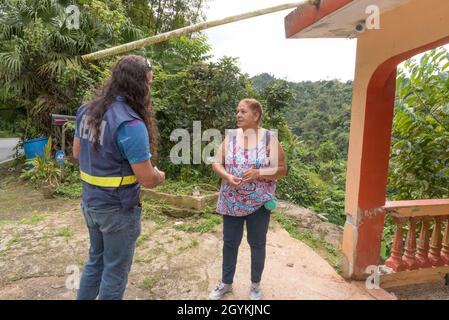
[56,226,74,240]
[134,244,166,264]
[178,238,199,253]
[0,131,17,138]
[7,234,20,248]
[272,210,343,274]
[142,199,221,233]
[142,200,170,228]
[135,253,158,264]
[18,213,46,225]
[0,174,18,189]
[173,212,222,234]
[54,178,219,199]
[151,243,167,257]
[142,274,159,290]
[154,180,219,196]
[0,220,12,227]
[136,230,154,247]
[55,183,82,199]
[41,232,50,248]
[76,257,86,266]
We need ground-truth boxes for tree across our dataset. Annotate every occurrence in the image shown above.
[152,56,256,178]
[0,0,145,141]
[388,47,449,200]
[125,0,206,35]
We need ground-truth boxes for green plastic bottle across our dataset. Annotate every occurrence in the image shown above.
[264,199,277,210]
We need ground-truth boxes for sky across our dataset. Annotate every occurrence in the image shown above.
[203,0,358,82]
[203,0,449,82]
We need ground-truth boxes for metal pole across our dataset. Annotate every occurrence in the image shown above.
[61,126,65,181]
[62,126,66,154]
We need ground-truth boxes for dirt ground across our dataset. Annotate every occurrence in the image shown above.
[0,169,447,300]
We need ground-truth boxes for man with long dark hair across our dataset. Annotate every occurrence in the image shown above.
[72,55,165,300]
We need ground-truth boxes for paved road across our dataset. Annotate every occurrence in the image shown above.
[0,138,19,162]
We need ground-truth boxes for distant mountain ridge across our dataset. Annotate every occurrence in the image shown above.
[251,73,353,156]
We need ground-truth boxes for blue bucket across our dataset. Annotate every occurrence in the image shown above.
[23,137,49,160]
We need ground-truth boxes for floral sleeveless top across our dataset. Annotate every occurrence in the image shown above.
[216,129,276,217]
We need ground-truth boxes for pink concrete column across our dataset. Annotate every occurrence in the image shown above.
[416,216,432,268]
[385,217,405,272]
[428,216,445,267]
[402,217,419,270]
[441,216,449,265]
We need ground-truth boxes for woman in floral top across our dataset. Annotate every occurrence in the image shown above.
[209,98,287,300]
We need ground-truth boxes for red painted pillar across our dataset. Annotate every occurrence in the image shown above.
[346,67,397,279]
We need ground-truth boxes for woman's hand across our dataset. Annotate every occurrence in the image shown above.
[241,169,260,184]
[154,166,165,185]
[225,174,242,188]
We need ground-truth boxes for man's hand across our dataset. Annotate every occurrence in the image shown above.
[225,174,242,188]
[242,169,260,184]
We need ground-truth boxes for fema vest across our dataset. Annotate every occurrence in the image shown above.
[77,96,143,209]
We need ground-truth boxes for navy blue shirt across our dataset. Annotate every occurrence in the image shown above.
[75,96,151,209]
[76,118,151,164]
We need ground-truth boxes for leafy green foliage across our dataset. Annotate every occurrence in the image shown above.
[152,56,257,178]
[54,161,82,199]
[125,0,205,35]
[154,35,211,73]
[275,131,347,225]
[20,138,61,188]
[0,0,134,143]
[55,182,82,199]
[389,47,449,200]
[252,73,353,157]
[173,212,222,234]
[0,0,206,144]
[251,75,350,225]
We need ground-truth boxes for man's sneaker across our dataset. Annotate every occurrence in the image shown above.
[209,282,232,300]
[249,282,262,300]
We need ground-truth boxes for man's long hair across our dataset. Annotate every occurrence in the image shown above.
[86,55,159,161]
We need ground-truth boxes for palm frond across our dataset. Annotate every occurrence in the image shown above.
[49,31,77,53]
[0,23,13,41]
[37,57,68,78]
[5,74,37,96]
[31,94,64,119]
[31,0,63,23]
[0,49,23,77]
[121,19,145,42]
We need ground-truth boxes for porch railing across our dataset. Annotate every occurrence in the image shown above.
[380,199,449,288]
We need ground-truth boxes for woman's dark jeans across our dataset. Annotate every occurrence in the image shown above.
[222,206,271,285]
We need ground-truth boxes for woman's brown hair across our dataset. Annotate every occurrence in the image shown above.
[86,55,159,161]
[239,98,263,124]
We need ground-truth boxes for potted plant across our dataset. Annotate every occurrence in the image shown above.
[21,138,61,198]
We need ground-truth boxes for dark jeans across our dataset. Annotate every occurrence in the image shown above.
[77,202,141,300]
[222,206,271,284]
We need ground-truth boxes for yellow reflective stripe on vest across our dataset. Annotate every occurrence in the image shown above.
[80,171,137,187]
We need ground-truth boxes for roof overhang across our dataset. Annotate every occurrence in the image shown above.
[285,0,411,39]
